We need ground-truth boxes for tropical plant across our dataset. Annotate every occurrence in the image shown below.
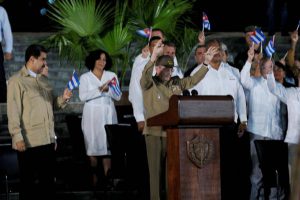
[42,0,113,68]
[41,0,198,86]
[94,0,133,85]
[127,0,194,53]
[175,27,199,72]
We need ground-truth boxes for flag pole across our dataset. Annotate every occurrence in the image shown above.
[282,51,288,60]
[260,42,262,54]
[148,26,152,42]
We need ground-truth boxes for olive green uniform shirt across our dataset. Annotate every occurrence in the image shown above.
[7,66,67,149]
[140,61,208,137]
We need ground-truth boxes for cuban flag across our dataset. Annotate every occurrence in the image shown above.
[250,28,266,44]
[264,39,275,58]
[136,28,152,38]
[108,77,122,96]
[202,12,210,30]
[67,70,80,90]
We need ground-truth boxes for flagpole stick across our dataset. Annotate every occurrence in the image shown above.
[296,24,299,31]
[100,81,110,92]
[282,51,288,60]
[202,26,204,32]
[148,26,152,42]
[260,43,262,54]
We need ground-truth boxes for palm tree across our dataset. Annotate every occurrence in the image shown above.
[42,0,113,68]
[127,0,196,72]
[175,27,199,72]
[94,0,133,85]
[42,0,197,85]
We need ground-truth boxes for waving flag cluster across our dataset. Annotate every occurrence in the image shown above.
[136,28,152,38]
[109,77,121,96]
[202,12,210,31]
[67,70,80,90]
[250,28,266,44]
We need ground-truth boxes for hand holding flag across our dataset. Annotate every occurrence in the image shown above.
[108,77,122,97]
[202,12,211,31]
[67,70,80,90]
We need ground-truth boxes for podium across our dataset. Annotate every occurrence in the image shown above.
[147,95,234,200]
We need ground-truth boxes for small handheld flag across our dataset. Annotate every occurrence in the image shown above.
[264,39,275,58]
[67,70,80,90]
[108,77,121,96]
[250,28,266,44]
[136,28,152,38]
[202,12,211,31]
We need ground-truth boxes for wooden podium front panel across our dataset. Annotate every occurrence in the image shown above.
[167,128,221,200]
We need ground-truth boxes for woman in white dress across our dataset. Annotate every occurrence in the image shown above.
[79,49,122,187]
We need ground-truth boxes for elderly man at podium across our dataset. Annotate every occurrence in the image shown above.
[140,39,217,200]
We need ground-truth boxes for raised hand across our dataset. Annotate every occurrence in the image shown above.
[247,44,255,63]
[204,46,219,65]
[150,39,164,62]
[290,30,299,44]
[142,45,150,58]
[198,31,205,45]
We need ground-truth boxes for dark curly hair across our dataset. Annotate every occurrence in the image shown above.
[85,49,112,71]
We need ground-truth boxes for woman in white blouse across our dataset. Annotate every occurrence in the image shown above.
[79,49,122,187]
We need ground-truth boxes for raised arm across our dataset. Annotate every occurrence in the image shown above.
[266,72,288,104]
[286,30,298,68]
[241,45,255,89]
[140,40,164,90]
[178,46,218,90]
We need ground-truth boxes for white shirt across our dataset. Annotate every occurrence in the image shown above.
[190,62,247,123]
[0,6,13,53]
[128,54,150,122]
[267,73,300,144]
[241,61,283,139]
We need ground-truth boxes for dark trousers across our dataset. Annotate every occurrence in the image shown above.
[220,124,251,200]
[0,46,6,103]
[17,143,56,200]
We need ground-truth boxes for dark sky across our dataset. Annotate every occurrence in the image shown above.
[2,0,299,33]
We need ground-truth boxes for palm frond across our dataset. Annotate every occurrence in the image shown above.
[129,0,192,34]
[176,27,199,72]
[47,0,113,37]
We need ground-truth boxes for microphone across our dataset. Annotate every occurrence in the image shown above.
[191,89,198,96]
[182,90,190,96]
